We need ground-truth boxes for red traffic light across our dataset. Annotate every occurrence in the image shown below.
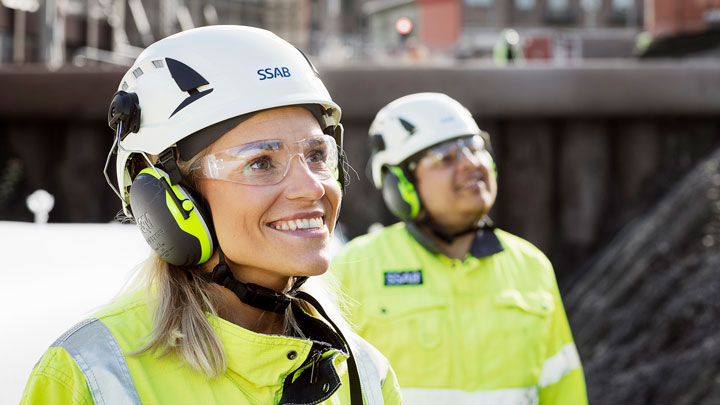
[395,17,413,35]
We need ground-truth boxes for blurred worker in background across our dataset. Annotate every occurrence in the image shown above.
[493,28,525,66]
[332,93,587,404]
[21,25,401,405]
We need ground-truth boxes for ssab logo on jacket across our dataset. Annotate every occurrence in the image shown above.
[384,270,423,286]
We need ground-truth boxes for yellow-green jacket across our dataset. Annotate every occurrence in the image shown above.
[21,290,402,405]
[332,222,587,404]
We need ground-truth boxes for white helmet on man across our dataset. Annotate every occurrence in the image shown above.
[112,25,341,214]
[368,92,484,189]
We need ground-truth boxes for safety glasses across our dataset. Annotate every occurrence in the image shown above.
[418,135,491,169]
[189,135,339,186]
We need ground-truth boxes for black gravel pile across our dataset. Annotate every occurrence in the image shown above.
[565,149,720,405]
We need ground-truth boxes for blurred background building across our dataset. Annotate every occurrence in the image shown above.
[3,0,718,261]
[2,1,720,403]
[3,0,720,66]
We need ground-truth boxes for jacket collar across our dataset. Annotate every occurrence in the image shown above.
[405,221,505,259]
[211,300,348,404]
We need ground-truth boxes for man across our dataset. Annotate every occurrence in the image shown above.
[332,93,587,404]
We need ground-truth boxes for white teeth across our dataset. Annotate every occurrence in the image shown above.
[272,217,324,230]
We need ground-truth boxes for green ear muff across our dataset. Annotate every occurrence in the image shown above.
[381,166,421,221]
[490,155,498,180]
[129,167,214,266]
[334,149,345,190]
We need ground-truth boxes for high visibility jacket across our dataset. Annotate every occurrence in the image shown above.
[21,290,402,405]
[332,222,587,404]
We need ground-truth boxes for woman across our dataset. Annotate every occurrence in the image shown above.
[21,26,401,405]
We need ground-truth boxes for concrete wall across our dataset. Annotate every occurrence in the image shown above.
[1,61,719,280]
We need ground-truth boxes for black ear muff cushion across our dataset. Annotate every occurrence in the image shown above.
[130,171,211,266]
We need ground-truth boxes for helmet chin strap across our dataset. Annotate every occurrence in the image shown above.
[202,248,306,314]
[201,250,363,404]
[417,214,492,244]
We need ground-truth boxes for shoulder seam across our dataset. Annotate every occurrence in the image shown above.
[31,368,93,405]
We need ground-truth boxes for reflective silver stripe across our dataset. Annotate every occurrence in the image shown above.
[402,387,538,405]
[538,343,582,388]
[347,332,389,405]
[51,318,141,405]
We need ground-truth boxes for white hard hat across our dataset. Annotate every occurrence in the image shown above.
[113,25,341,212]
[368,92,484,189]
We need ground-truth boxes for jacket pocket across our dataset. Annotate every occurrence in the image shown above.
[488,289,555,384]
[491,289,555,340]
[365,295,447,348]
[493,289,555,317]
[359,294,450,385]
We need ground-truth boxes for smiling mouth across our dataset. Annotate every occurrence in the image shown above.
[268,216,324,231]
[459,178,484,189]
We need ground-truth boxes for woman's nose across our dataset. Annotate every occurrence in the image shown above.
[283,154,325,200]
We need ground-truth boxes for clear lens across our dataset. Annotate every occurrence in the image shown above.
[190,135,338,185]
[420,135,489,169]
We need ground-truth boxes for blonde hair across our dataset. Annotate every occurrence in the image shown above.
[129,254,345,378]
[130,255,227,377]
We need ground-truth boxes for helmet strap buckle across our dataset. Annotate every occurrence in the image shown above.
[158,148,183,185]
[204,248,293,314]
